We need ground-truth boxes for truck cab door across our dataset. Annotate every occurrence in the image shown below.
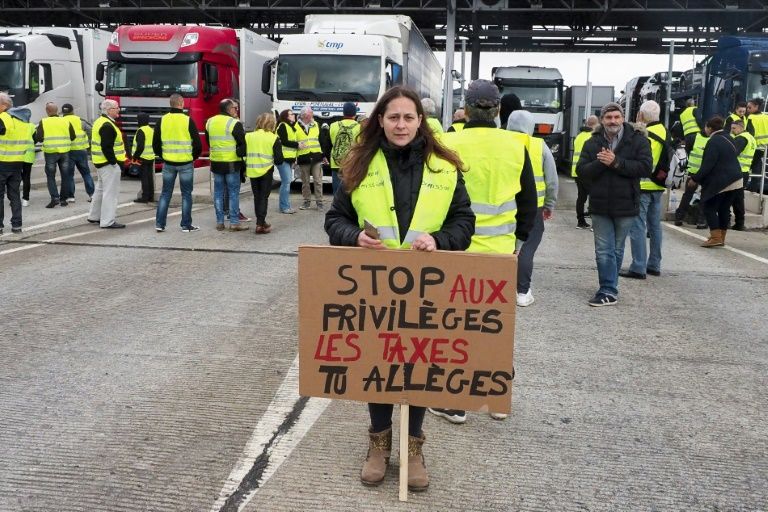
[27,62,52,102]
[385,59,403,89]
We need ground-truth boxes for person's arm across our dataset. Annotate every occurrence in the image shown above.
[733,136,747,153]
[233,122,246,159]
[541,144,558,211]
[747,118,755,136]
[277,124,299,149]
[133,130,145,160]
[514,150,538,243]
[101,123,118,165]
[152,118,163,160]
[324,187,364,247]
[320,124,332,160]
[0,116,6,136]
[273,137,284,166]
[189,118,202,160]
[35,122,44,142]
[431,172,475,251]
[68,123,76,141]
[724,116,733,133]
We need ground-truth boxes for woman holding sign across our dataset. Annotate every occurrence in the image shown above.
[324,86,475,491]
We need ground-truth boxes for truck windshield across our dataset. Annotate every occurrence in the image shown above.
[106,61,198,97]
[502,84,561,113]
[0,60,23,90]
[277,55,380,102]
[746,72,768,102]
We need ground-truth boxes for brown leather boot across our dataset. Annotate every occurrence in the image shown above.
[360,427,391,486]
[701,229,724,247]
[407,433,429,492]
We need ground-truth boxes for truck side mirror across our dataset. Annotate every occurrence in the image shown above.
[261,59,274,96]
[95,82,104,93]
[96,62,105,82]
[206,64,218,84]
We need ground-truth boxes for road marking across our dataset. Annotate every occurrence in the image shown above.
[210,355,330,512]
[664,223,768,265]
[0,201,139,237]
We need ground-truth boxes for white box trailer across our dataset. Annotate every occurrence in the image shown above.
[0,27,109,124]
[563,85,615,171]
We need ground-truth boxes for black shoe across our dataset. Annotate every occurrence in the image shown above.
[11,227,21,234]
[674,220,683,226]
[102,222,125,229]
[588,293,617,307]
[60,199,68,207]
[731,224,746,231]
[696,223,708,230]
[619,270,646,279]
[87,219,100,224]
[577,220,591,229]
[45,200,58,208]
[134,198,149,204]
[428,408,467,424]
[646,269,661,276]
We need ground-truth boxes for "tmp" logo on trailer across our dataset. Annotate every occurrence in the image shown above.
[317,40,344,50]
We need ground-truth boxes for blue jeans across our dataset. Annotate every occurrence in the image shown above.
[591,214,635,298]
[65,149,95,198]
[331,168,341,196]
[277,161,293,212]
[44,152,69,200]
[156,163,194,229]
[627,191,663,275]
[213,171,241,225]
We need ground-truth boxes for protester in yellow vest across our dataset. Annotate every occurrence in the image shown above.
[446,108,466,132]
[296,106,325,210]
[324,86,474,493]
[246,113,284,234]
[730,119,756,231]
[679,98,700,154]
[723,101,747,133]
[276,109,299,213]
[0,95,26,234]
[621,100,667,280]
[61,103,95,203]
[152,93,202,232]
[36,102,76,208]
[421,97,444,134]
[675,120,714,228]
[505,108,558,308]
[87,99,127,229]
[11,107,36,208]
[328,102,360,196]
[132,112,157,204]
[572,115,599,229]
[746,97,768,183]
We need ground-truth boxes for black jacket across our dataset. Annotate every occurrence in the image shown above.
[324,137,475,250]
[576,122,653,217]
[152,108,202,165]
[690,131,743,202]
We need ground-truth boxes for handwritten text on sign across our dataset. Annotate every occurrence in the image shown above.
[298,246,517,413]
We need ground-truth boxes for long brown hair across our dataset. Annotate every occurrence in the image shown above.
[342,86,464,193]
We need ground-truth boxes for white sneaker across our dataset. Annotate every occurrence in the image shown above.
[489,412,508,420]
[21,199,29,207]
[516,289,535,307]
[68,197,75,203]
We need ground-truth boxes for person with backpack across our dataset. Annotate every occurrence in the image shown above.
[328,102,360,195]
[620,101,668,279]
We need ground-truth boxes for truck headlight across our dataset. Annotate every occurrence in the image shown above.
[181,33,199,48]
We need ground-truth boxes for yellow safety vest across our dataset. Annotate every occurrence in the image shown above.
[40,116,71,154]
[329,118,360,169]
[0,111,28,164]
[65,114,89,151]
[426,117,444,134]
[449,122,465,132]
[443,127,525,253]
[296,122,321,158]
[245,129,277,178]
[351,150,456,250]
[729,112,745,125]
[736,131,757,174]
[160,112,193,163]
[641,123,667,192]
[206,114,239,163]
[571,130,591,178]
[680,107,699,136]
[91,115,126,165]
[278,121,298,160]
[748,112,768,147]
[687,133,708,175]
[23,121,36,164]
[132,125,155,161]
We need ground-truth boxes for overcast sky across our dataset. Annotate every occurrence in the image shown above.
[435,51,699,96]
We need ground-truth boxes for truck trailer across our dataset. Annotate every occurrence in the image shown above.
[96,25,277,156]
[264,14,443,123]
[492,65,565,168]
[0,27,109,124]
[563,84,615,171]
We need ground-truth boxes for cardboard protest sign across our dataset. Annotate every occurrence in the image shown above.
[298,246,517,414]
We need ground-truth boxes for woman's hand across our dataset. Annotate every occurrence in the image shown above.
[357,231,384,249]
[411,233,437,252]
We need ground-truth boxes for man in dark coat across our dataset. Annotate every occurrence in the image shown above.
[576,102,653,307]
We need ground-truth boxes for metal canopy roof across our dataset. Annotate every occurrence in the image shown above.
[1,0,767,52]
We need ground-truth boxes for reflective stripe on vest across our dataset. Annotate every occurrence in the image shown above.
[641,123,667,191]
[442,127,525,253]
[245,129,277,178]
[206,114,239,162]
[351,150,456,250]
[0,112,28,163]
[571,130,591,178]
[23,121,36,164]
[160,112,193,162]
[529,136,546,207]
[278,122,298,160]
[749,113,768,146]
[297,122,320,157]
[736,131,757,174]
[66,115,89,151]
[40,116,71,154]
[132,125,155,161]
[91,115,126,165]
[687,133,708,175]
[680,107,699,136]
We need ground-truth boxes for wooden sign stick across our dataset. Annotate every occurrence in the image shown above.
[399,404,409,502]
